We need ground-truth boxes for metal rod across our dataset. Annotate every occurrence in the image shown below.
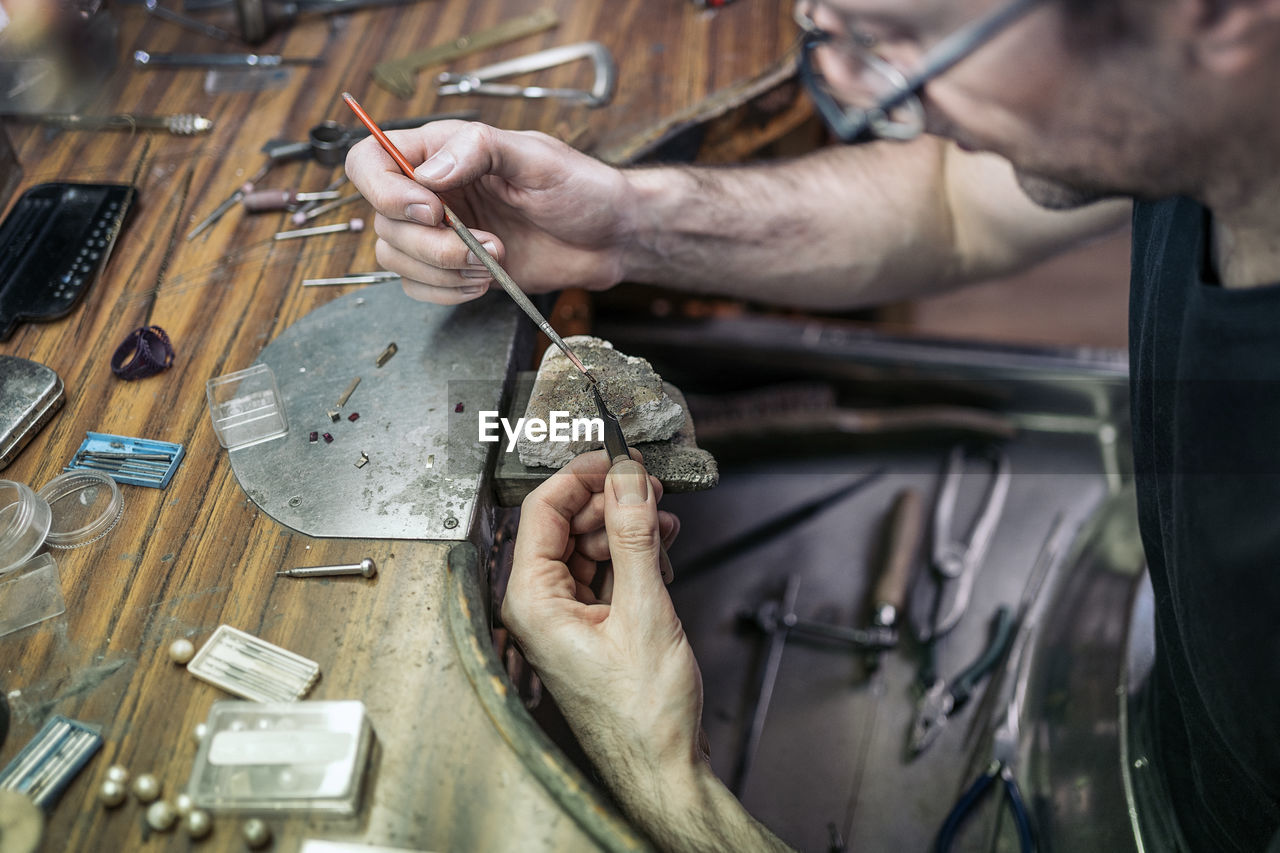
[732,573,803,798]
[340,92,598,388]
[302,272,398,287]
[292,192,362,224]
[134,51,325,68]
[77,450,172,462]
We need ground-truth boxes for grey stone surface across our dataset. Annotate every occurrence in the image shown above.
[493,376,718,506]
[517,337,685,469]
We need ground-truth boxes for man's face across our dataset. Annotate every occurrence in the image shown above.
[815,0,1199,208]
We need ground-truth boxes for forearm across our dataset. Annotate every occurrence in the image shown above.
[602,751,794,853]
[620,139,959,310]
[617,138,1129,311]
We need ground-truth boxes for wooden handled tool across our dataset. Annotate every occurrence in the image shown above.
[865,488,924,671]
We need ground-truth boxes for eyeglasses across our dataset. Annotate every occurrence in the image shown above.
[796,0,1048,143]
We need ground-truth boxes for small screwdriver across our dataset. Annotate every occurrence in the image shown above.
[242,188,342,212]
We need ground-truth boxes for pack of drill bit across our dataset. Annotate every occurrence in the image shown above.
[0,716,102,810]
[65,431,184,488]
[186,625,320,703]
[186,700,373,815]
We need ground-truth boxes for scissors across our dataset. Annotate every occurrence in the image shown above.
[933,514,1068,853]
[920,444,1011,642]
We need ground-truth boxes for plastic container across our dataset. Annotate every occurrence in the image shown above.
[0,553,65,639]
[0,479,52,575]
[206,364,289,450]
[38,470,123,549]
[0,471,123,638]
[187,700,373,815]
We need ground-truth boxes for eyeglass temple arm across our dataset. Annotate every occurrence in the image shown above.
[886,0,1049,112]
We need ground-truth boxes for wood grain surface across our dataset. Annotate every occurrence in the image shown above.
[0,1,799,850]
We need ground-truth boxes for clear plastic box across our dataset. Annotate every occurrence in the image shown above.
[0,479,51,575]
[186,700,373,815]
[0,553,64,638]
[206,364,288,450]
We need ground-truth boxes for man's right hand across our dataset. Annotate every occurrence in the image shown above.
[345,121,636,305]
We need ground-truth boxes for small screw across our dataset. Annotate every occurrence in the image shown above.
[443,517,458,529]
[288,496,303,507]
[276,558,377,579]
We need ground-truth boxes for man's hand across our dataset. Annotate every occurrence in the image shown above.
[503,451,697,786]
[503,451,793,853]
[345,121,636,305]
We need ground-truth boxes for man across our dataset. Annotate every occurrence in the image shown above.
[346,0,1280,849]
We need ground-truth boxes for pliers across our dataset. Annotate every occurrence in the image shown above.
[908,605,1015,758]
[933,516,1070,853]
[933,624,1036,853]
[920,444,1011,642]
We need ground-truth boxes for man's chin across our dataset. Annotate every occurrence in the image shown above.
[1014,169,1119,210]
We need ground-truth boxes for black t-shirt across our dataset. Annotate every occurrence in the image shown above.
[1130,197,1280,851]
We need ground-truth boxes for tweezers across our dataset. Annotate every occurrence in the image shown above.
[592,385,630,464]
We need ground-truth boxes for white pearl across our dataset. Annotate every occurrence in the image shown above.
[193,723,209,743]
[186,809,212,839]
[98,779,126,807]
[146,801,177,831]
[173,793,193,815]
[132,773,160,803]
[105,764,129,784]
[241,818,271,848]
[168,638,195,664]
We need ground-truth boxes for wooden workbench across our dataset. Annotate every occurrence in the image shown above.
[0,1,805,850]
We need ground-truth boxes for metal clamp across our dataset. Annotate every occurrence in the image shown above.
[437,42,617,107]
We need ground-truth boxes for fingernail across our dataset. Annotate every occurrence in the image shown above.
[461,269,491,279]
[611,460,649,505]
[415,151,455,182]
[465,242,497,265]
[406,203,436,225]
[460,284,487,295]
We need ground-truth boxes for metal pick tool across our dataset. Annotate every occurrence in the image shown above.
[134,50,324,68]
[340,92,599,388]
[0,112,213,135]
